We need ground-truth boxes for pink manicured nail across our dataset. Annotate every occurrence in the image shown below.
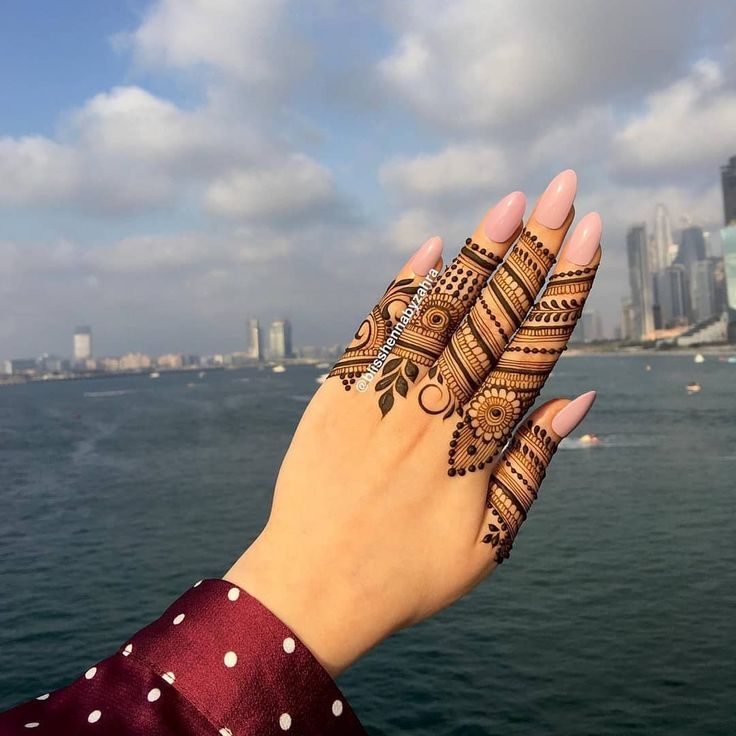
[483,191,526,242]
[551,390,596,437]
[534,169,577,229]
[409,236,443,276]
[564,212,602,266]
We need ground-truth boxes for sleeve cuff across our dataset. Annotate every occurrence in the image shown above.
[121,578,367,735]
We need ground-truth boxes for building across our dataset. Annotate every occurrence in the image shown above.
[722,225,736,342]
[269,320,293,360]
[575,310,603,343]
[74,326,92,363]
[619,298,637,342]
[721,155,736,225]
[691,260,716,324]
[655,265,689,327]
[653,203,674,271]
[157,354,184,369]
[118,353,152,371]
[3,358,36,376]
[626,224,654,340]
[247,318,263,361]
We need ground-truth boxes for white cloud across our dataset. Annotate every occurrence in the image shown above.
[614,59,736,178]
[204,155,336,220]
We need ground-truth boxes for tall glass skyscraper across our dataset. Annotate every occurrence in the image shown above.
[722,225,736,342]
[626,224,654,339]
[721,156,736,225]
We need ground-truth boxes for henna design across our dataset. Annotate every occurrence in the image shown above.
[482,420,558,563]
[328,277,419,391]
[419,228,556,417]
[376,239,502,414]
[448,264,597,475]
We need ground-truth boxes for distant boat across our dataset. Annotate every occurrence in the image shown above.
[686,382,701,394]
[579,433,601,446]
[645,364,652,371]
[150,371,161,379]
[316,362,330,369]
[728,356,736,364]
[694,353,705,364]
[272,364,286,373]
[198,371,206,378]
[316,373,328,385]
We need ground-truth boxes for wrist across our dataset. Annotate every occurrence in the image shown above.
[225,530,386,677]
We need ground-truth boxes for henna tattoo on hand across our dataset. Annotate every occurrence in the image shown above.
[482,420,558,563]
[418,229,555,418]
[448,264,597,475]
[375,239,502,415]
[328,276,419,391]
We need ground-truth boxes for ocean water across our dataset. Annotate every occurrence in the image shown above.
[1,356,735,734]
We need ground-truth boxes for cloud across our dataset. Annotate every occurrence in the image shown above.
[614,59,736,180]
[204,155,336,220]
[377,0,734,134]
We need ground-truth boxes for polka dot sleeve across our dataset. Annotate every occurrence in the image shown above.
[0,579,367,735]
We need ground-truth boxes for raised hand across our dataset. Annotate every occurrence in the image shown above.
[226,169,602,677]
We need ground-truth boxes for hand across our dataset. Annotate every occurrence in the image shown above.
[226,169,602,676]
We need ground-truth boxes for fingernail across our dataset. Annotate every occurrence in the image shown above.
[409,236,443,276]
[483,191,526,242]
[551,390,596,437]
[534,169,577,229]
[564,212,602,266]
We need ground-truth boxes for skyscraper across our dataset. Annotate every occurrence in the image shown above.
[269,320,293,360]
[626,224,654,340]
[691,260,716,324]
[655,265,689,327]
[722,225,736,342]
[73,326,92,363]
[653,203,674,271]
[721,155,736,225]
[246,318,263,361]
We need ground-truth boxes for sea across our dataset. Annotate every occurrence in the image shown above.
[1,354,735,735]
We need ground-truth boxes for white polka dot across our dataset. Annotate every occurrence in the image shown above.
[332,699,343,716]
[227,587,240,601]
[36,693,49,701]
[24,723,39,729]
[282,637,295,654]
[219,729,233,736]
[147,688,161,702]
[173,613,185,625]
[122,643,133,657]
[85,666,97,680]
[193,580,203,587]
[224,651,238,668]
[279,713,292,730]
[162,671,176,684]
[88,710,102,724]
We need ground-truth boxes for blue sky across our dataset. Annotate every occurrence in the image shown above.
[2,0,735,358]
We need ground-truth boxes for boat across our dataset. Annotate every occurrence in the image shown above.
[645,364,652,371]
[315,362,330,369]
[686,382,701,394]
[694,353,705,364]
[198,371,206,378]
[272,364,286,373]
[728,356,736,364]
[316,373,328,385]
[579,433,601,446]
[150,371,160,379]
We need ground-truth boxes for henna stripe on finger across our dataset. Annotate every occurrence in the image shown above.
[447,259,598,475]
[480,391,596,563]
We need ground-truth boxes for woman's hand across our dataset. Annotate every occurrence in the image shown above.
[226,169,602,677]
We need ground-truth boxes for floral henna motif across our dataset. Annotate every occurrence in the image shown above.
[376,239,502,415]
[328,277,419,391]
[482,420,558,563]
[447,263,597,475]
[418,229,555,418]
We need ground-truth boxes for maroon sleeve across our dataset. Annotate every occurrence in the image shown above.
[0,579,367,735]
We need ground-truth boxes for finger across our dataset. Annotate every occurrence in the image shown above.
[448,211,602,475]
[417,170,578,418]
[372,191,526,416]
[328,236,443,392]
[475,391,596,567]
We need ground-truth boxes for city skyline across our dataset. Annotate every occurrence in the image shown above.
[2,2,736,357]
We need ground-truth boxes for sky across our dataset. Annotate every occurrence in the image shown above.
[2,0,735,359]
